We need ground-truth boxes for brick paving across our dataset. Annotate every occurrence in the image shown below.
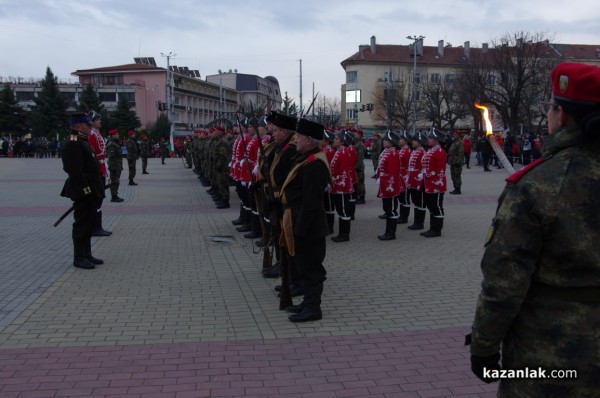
[0,156,507,397]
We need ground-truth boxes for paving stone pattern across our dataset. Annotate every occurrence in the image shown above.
[0,157,507,397]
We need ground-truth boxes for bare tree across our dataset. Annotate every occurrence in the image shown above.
[313,95,341,128]
[371,70,414,130]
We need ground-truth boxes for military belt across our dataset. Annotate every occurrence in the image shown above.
[529,282,600,302]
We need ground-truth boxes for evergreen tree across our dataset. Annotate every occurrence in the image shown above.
[281,92,298,117]
[147,114,171,140]
[112,95,141,132]
[0,84,26,134]
[29,67,68,138]
[77,84,108,131]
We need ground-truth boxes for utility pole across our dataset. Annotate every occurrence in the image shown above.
[406,35,424,135]
[299,59,303,117]
[161,51,176,152]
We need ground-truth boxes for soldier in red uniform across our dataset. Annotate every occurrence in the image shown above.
[231,120,252,228]
[406,132,427,230]
[238,118,262,239]
[345,132,359,220]
[321,130,336,234]
[396,131,412,225]
[421,128,447,237]
[87,111,111,237]
[376,131,402,240]
[330,130,354,242]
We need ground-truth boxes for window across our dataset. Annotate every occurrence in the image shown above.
[346,89,361,103]
[346,71,357,83]
[119,92,135,102]
[98,92,116,102]
[93,74,124,86]
[347,108,358,120]
[431,73,440,84]
[488,75,497,85]
[16,91,35,101]
[383,71,392,82]
[384,88,397,101]
[445,74,455,83]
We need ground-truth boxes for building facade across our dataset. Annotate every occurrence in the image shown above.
[340,36,600,131]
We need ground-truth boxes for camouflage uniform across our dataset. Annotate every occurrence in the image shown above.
[105,136,123,200]
[214,135,230,206]
[470,127,600,396]
[371,137,383,172]
[139,138,151,173]
[447,135,464,193]
[125,136,138,184]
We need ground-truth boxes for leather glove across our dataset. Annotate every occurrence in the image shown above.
[470,353,501,384]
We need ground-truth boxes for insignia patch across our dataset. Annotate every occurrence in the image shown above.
[559,75,569,94]
[484,218,497,247]
[83,187,92,195]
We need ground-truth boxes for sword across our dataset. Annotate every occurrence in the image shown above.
[53,179,114,227]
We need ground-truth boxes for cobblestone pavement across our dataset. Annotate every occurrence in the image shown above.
[0,156,507,397]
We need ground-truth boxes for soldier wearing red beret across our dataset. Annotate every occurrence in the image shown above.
[469,63,600,395]
[125,130,139,185]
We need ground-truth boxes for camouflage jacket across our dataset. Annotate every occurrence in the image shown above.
[139,140,151,157]
[125,138,138,160]
[447,139,464,165]
[471,127,600,393]
[354,141,366,171]
[105,139,123,171]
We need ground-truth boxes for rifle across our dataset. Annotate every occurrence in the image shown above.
[53,180,114,227]
[303,92,319,117]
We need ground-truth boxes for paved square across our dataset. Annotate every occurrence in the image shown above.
[0,156,505,397]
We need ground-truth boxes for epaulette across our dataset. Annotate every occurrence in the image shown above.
[505,158,545,184]
[69,134,78,141]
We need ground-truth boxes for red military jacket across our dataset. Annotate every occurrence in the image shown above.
[231,134,251,181]
[347,145,358,185]
[376,147,402,198]
[398,144,412,188]
[422,145,447,193]
[330,146,355,194]
[239,136,259,183]
[321,144,335,164]
[89,128,106,177]
[407,146,426,190]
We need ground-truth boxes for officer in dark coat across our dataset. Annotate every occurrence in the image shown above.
[60,113,104,269]
[280,118,332,322]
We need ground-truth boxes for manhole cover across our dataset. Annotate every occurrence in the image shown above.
[207,235,234,243]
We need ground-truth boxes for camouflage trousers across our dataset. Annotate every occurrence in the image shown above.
[356,169,366,198]
[217,171,230,201]
[108,169,122,198]
[127,158,137,180]
[141,156,148,172]
[450,164,462,189]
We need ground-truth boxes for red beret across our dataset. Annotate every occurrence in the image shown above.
[108,129,119,136]
[551,62,600,103]
[127,130,135,137]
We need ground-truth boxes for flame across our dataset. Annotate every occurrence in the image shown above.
[474,103,493,137]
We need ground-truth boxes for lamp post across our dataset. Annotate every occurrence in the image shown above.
[407,35,424,135]
[161,51,176,152]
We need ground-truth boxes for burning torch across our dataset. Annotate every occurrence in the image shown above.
[474,103,516,175]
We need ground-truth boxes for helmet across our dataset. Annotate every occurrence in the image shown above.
[383,130,400,147]
[323,130,335,143]
[398,130,410,143]
[335,130,354,146]
[87,110,101,121]
[427,127,447,142]
[411,131,427,145]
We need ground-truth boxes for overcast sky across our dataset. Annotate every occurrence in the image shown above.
[1,0,599,106]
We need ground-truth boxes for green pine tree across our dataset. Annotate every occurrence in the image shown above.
[29,67,68,138]
[0,84,26,135]
[77,84,108,131]
[112,95,141,132]
[281,92,298,117]
[147,114,171,141]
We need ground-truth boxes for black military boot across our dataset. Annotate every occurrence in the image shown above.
[216,200,230,209]
[244,213,262,239]
[326,213,335,234]
[91,211,112,236]
[289,284,323,322]
[378,218,397,241]
[421,215,443,238]
[232,203,245,225]
[287,300,305,313]
[408,209,426,230]
[111,195,124,203]
[449,187,461,195]
[331,219,350,242]
[236,209,252,232]
[349,200,356,221]
[378,212,392,220]
[128,179,137,186]
[356,196,366,204]
[92,210,112,236]
[262,262,280,279]
[397,205,410,224]
[84,238,104,265]
[73,241,95,269]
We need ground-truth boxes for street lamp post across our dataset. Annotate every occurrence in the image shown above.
[407,35,425,135]
[161,51,176,152]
